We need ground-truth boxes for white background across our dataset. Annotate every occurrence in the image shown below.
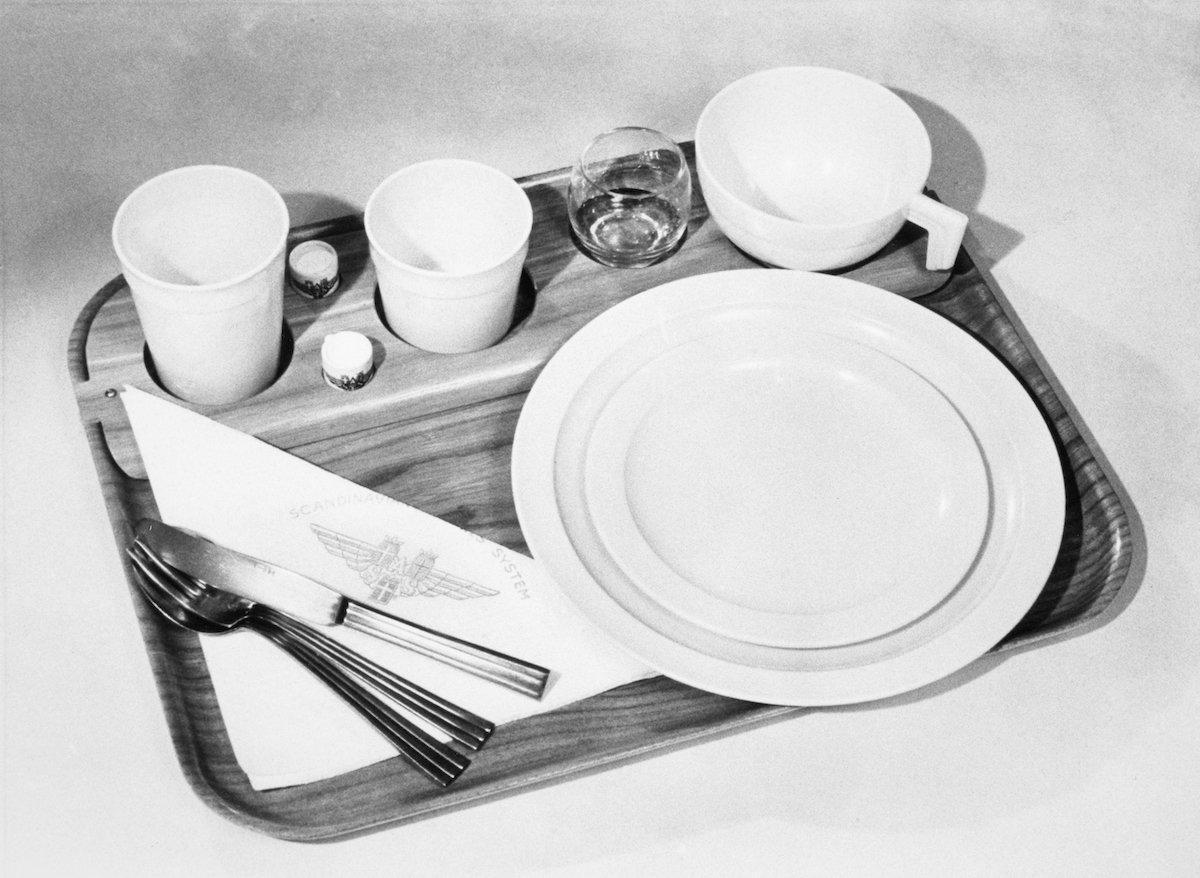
[3,2,1198,874]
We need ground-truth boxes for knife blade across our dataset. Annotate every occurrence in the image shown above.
[136,519,550,698]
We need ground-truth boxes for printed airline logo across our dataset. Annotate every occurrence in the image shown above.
[311,523,499,604]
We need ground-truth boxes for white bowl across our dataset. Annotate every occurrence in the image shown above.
[695,67,966,270]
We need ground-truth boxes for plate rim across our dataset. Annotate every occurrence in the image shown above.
[512,268,1065,705]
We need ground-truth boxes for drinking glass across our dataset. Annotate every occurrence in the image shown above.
[567,127,692,268]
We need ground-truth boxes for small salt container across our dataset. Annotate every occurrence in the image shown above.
[321,331,375,391]
[288,240,340,299]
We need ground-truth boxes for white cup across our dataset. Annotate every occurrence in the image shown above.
[695,66,968,271]
[364,159,533,354]
[111,165,289,405]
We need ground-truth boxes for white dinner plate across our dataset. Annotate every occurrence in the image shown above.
[578,308,990,647]
[512,269,1064,705]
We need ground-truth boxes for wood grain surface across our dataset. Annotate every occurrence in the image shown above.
[67,144,1133,840]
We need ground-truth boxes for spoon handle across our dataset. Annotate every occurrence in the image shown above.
[254,624,470,787]
[253,607,494,750]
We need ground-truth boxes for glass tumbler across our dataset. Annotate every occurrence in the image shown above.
[568,127,692,268]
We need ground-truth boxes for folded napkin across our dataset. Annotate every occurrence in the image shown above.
[121,386,651,789]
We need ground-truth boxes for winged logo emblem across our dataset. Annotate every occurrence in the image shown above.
[310,523,499,605]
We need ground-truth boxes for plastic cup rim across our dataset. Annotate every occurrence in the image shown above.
[111,164,290,294]
[363,158,533,280]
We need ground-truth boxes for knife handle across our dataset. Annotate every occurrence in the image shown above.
[342,602,551,699]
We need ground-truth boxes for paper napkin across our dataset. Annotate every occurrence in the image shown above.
[121,386,651,789]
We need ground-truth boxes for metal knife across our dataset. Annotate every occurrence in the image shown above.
[136,519,550,698]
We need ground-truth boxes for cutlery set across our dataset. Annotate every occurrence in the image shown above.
[137,519,551,699]
[128,521,550,785]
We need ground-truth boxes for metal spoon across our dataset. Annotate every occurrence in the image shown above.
[127,543,471,787]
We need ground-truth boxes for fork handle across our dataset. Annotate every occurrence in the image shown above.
[254,626,469,787]
[254,608,494,750]
[342,602,551,699]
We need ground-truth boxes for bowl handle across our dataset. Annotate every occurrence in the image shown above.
[906,194,969,270]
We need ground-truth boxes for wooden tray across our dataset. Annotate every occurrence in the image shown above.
[68,143,1134,841]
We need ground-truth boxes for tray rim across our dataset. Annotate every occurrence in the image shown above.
[945,232,1140,655]
[67,170,1136,841]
